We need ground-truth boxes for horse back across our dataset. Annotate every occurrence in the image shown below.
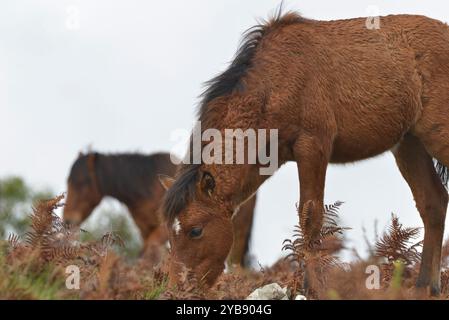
[250,15,449,162]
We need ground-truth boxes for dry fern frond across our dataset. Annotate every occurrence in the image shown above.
[7,233,20,249]
[375,213,421,265]
[160,265,206,300]
[283,201,349,298]
[441,269,449,295]
[4,194,135,298]
[43,245,81,262]
[324,201,344,226]
[24,194,65,248]
[283,201,348,260]
[442,238,449,269]
[101,232,125,249]
[374,214,422,288]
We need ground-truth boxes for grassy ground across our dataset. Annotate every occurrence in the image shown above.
[0,196,448,300]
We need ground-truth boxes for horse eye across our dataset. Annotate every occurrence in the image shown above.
[188,227,203,239]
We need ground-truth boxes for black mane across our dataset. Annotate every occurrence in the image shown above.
[163,10,303,222]
[197,25,265,117]
[68,152,177,205]
[162,163,200,221]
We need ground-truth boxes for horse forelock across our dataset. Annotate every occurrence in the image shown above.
[163,163,200,222]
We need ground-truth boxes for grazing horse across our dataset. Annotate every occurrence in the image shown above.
[160,12,449,294]
[63,152,256,265]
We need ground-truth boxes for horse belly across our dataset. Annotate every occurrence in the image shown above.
[329,77,422,163]
[331,125,402,163]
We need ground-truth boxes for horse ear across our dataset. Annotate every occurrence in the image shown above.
[78,151,84,158]
[158,174,175,191]
[200,172,215,197]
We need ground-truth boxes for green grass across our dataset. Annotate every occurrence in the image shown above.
[0,244,79,300]
[143,278,168,300]
[391,260,405,291]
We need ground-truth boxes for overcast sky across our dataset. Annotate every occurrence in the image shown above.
[2,0,449,266]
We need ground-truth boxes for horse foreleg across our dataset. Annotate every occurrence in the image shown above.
[293,133,332,290]
[228,194,256,268]
[393,134,448,295]
[130,202,167,257]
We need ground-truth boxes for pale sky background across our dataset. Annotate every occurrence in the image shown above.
[1,0,449,266]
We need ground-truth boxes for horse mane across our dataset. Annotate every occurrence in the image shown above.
[163,10,305,222]
[68,152,176,205]
[68,154,95,189]
[197,9,304,118]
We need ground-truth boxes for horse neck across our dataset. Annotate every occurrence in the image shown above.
[202,93,277,206]
[237,165,271,205]
[212,161,269,209]
[95,156,131,206]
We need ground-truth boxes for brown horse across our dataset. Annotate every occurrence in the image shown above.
[160,11,449,294]
[63,152,256,265]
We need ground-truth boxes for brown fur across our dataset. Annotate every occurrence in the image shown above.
[64,152,256,264]
[64,152,177,250]
[163,12,449,294]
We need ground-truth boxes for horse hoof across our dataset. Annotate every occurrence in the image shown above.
[430,284,441,296]
[415,278,440,297]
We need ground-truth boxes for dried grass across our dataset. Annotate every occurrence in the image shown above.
[1,195,449,300]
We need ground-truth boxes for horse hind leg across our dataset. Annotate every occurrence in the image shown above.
[392,134,448,295]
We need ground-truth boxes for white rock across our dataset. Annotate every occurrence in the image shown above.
[295,294,307,300]
[246,283,288,300]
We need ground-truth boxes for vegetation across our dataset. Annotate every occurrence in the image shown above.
[1,189,448,300]
[0,176,142,259]
[0,176,52,238]
[80,207,143,259]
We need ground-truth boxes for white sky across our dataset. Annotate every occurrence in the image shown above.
[1,0,449,266]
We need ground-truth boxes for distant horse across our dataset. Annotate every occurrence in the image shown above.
[63,152,256,265]
[160,12,449,294]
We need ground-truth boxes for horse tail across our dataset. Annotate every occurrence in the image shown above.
[434,159,448,188]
